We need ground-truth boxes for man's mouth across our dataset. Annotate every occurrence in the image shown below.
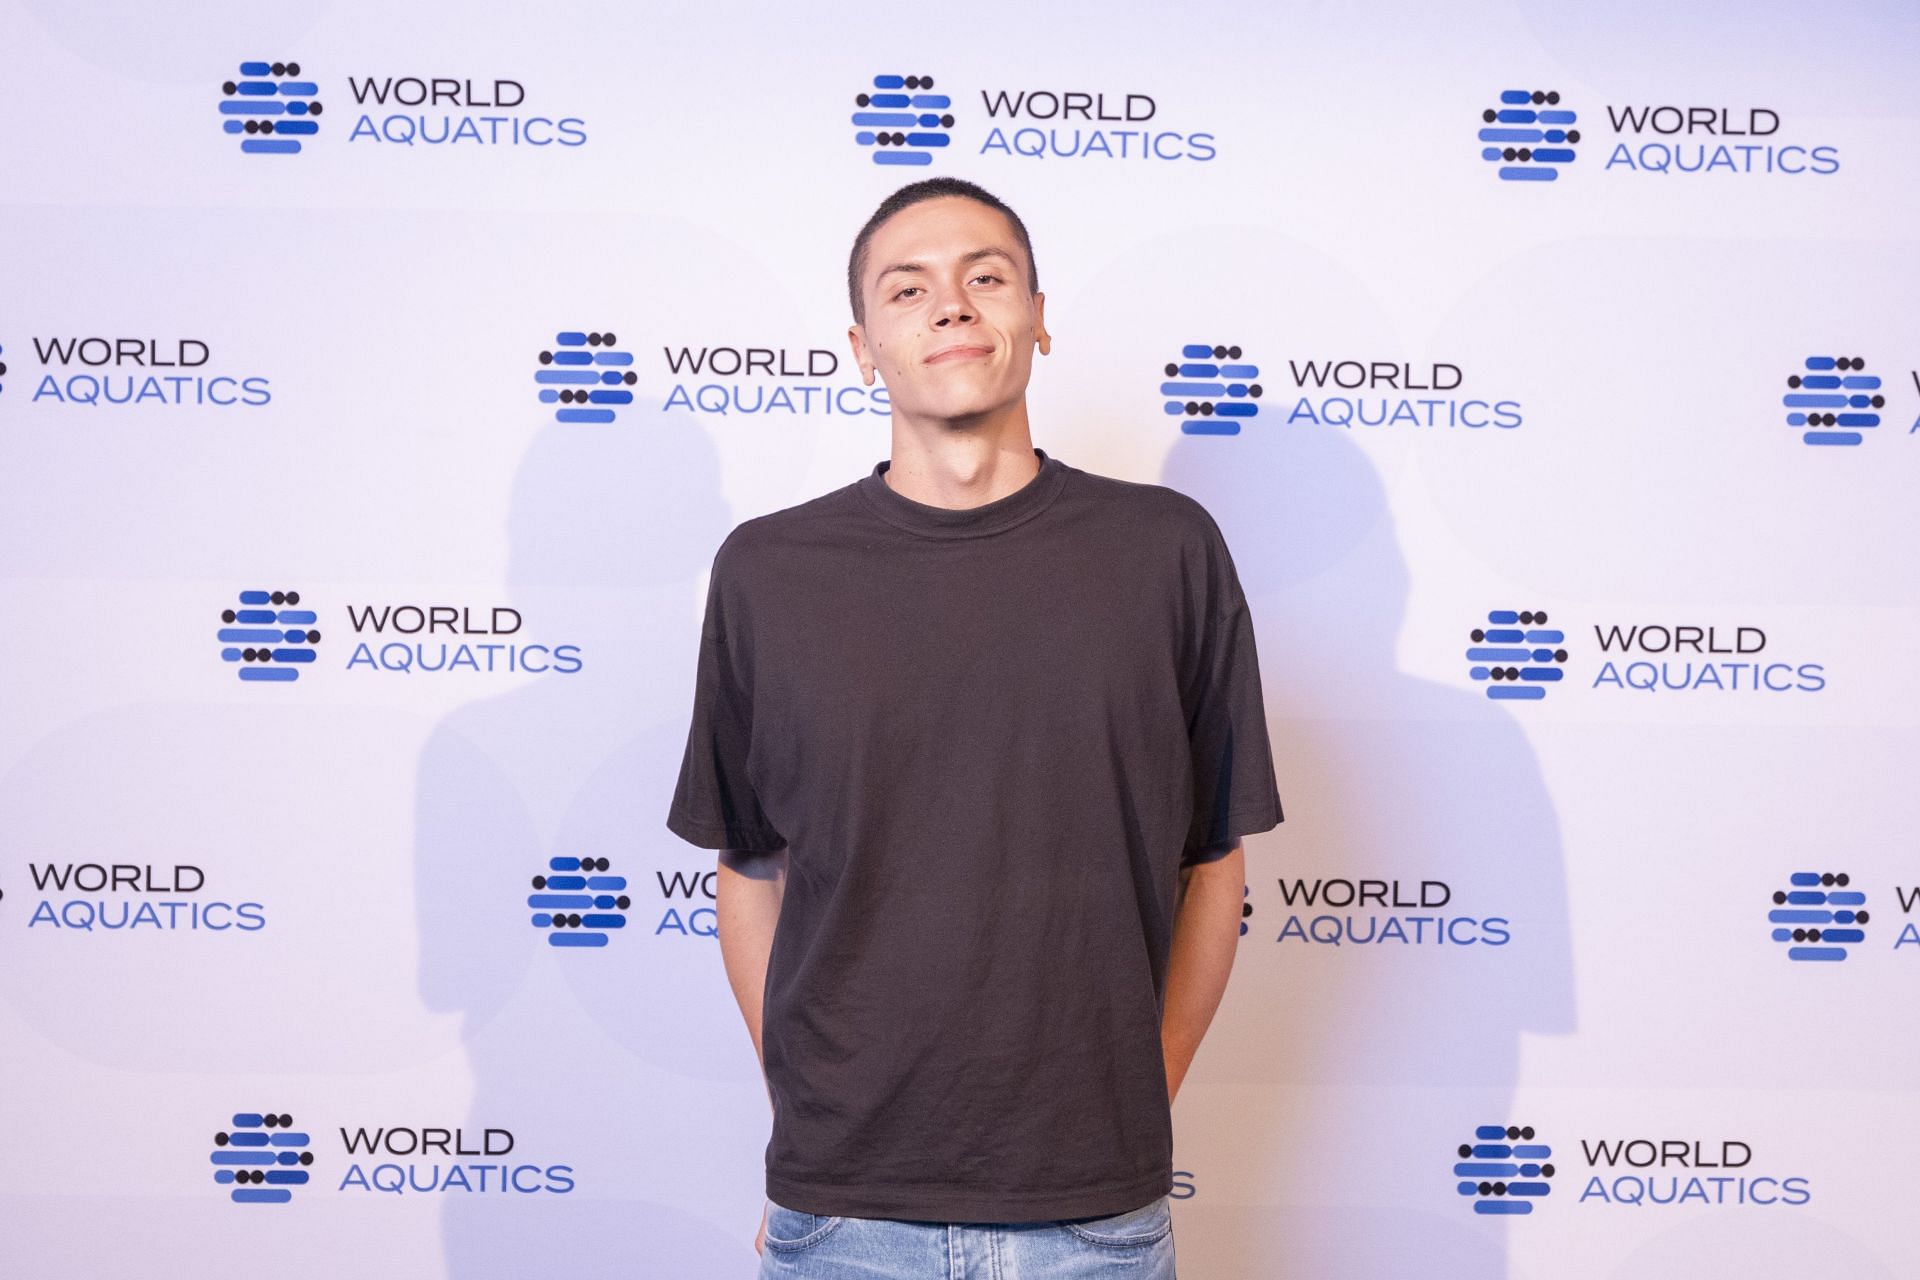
[925,344,994,365]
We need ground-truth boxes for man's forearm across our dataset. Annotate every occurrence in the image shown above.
[1161,842,1246,1103]
[716,846,788,1110]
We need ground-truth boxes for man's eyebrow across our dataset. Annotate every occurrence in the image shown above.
[875,246,1018,284]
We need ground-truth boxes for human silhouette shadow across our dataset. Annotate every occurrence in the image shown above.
[413,408,766,1276]
[1158,419,1575,1280]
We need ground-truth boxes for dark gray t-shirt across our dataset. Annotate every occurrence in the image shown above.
[666,445,1283,1223]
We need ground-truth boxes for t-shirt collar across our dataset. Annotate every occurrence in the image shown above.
[856,446,1068,540]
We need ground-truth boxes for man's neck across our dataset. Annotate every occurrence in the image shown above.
[883,409,1040,512]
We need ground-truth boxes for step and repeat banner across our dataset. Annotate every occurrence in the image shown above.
[2,2,1916,1277]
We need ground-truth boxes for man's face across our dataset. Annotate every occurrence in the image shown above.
[848,196,1049,424]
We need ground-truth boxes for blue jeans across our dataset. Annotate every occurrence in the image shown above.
[756,1192,1177,1278]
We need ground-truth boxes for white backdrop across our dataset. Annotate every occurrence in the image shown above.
[2,2,1917,1276]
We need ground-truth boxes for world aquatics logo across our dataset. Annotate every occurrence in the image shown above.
[211,1111,314,1203]
[219,61,322,154]
[852,74,954,166]
[1455,1125,1555,1215]
[1162,344,1262,435]
[1783,355,1882,447]
[1770,872,1867,962]
[528,856,631,947]
[218,589,321,683]
[1479,89,1578,181]
[536,332,636,423]
[1465,609,1568,700]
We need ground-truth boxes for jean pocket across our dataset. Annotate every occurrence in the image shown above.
[1061,1193,1173,1247]
[763,1198,848,1253]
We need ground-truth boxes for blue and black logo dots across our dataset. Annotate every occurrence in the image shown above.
[529,856,630,948]
[1466,609,1566,701]
[1770,872,1867,962]
[211,1112,313,1204]
[536,332,636,423]
[218,590,320,683]
[1163,344,1261,435]
[1480,90,1577,181]
[1784,356,1882,447]
[219,62,321,155]
[1455,1125,1553,1215]
[853,75,954,166]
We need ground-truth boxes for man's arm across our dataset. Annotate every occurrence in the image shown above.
[716,845,788,1110]
[1161,840,1245,1104]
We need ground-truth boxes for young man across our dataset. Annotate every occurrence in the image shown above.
[666,177,1284,1279]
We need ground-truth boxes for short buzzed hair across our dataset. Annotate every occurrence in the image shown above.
[847,177,1040,325]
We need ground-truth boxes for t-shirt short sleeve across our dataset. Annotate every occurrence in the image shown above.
[665,542,787,853]
[1181,518,1284,866]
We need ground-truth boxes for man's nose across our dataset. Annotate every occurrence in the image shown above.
[932,287,974,327]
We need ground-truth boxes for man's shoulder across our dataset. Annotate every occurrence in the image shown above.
[712,479,862,571]
[1062,463,1227,546]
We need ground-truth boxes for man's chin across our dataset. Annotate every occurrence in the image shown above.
[897,393,1019,427]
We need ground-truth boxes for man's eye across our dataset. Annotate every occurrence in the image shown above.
[972,274,1002,285]
[894,286,921,299]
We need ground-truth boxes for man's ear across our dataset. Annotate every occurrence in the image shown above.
[1033,291,1051,356]
[848,322,876,386]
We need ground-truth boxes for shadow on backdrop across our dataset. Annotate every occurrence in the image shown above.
[1160,416,1574,1280]
[414,409,759,1276]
